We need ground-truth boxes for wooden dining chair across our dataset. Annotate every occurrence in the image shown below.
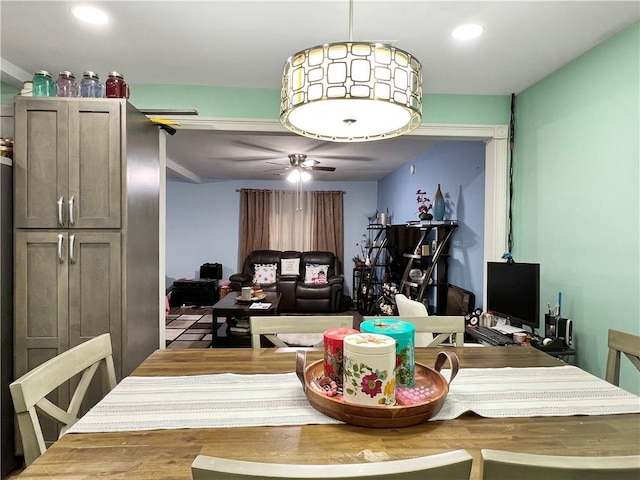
[364,315,466,347]
[192,450,473,479]
[249,315,354,349]
[10,333,117,466]
[605,329,640,386]
[481,449,640,480]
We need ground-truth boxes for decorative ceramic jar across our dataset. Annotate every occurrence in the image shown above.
[360,318,416,387]
[434,183,445,221]
[343,333,396,406]
[323,327,360,385]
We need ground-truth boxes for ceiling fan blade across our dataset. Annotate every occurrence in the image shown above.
[311,166,336,172]
[232,139,285,155]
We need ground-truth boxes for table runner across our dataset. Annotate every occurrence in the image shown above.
[67,366,640,433]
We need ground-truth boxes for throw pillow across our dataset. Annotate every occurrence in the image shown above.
[253,263,277,284]
[304,264,330,284]
[281,258,300,276]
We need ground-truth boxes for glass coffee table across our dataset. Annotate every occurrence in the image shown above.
[211,291,282,347]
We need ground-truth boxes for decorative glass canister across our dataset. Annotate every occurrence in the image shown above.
[56,71,78,97]
[360,318,416,387]
[323,327,359,385]
[32,70,55,97]
[105,72,129,98]
[80,71,102,98]
[343,333,396,406]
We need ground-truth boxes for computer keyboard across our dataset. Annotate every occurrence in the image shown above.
[465,325,518,346]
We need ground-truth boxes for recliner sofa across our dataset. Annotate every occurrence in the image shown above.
[229,250,345,313]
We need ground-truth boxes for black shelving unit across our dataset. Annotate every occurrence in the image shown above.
[398,220,458,315]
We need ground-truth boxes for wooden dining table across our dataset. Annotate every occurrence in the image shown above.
[15,346,640,480]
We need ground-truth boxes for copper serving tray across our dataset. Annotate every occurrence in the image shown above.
[296,350,458,428]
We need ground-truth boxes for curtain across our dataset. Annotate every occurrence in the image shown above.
[238,189,271,268]
[269,190,315,251]
[312,191,344,267]
[239,189,344,268]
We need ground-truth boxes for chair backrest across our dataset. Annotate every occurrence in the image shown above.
[363,315,465,347]
[395,293,429,316]
[192,450,473,479]
[481,449,640,480]
[10,333,117,465]
[605,329,640,386]
[250,315,354,349]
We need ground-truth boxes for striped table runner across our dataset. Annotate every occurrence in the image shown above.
[67,366,640,433]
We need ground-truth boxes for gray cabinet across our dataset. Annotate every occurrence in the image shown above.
[13,97,160,427]
[14,231,122,376]
[14,99,121,229]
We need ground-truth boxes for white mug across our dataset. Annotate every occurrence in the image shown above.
[241,286,252,300]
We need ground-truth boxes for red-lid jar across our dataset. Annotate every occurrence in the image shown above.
[323,327,359,384]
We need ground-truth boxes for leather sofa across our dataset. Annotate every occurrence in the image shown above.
[229,250,345,313]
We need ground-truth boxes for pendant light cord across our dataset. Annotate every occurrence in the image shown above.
[348,0,353,42]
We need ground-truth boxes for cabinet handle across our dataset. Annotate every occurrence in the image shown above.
[57,234,64,264]
[69,234,76,264]
[57,196,65,226]
[68,196,75,226]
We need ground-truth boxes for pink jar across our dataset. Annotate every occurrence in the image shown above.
[323,327,359,385]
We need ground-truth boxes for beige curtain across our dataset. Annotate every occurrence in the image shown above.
[312,191,344,267]
[240,189,344,269]
[269,190,315,251]
[238,189,271,268]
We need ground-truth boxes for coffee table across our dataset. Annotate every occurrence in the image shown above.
[211,291,282,347]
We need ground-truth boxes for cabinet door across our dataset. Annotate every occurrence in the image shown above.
[67,232,122,378]
[68,102,121,228]
[14,231,69,443]
[14,99,69,228]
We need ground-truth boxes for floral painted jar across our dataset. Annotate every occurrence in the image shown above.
[323,327,359,385]
[343,333,396,406]
[360,318,416,387]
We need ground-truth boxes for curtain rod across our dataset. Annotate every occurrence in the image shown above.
[235,189,345,194]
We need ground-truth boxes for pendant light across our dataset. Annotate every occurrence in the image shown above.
[280,0,423,142]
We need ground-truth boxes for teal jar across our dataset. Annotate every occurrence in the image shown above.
[360,318,415,387]
[32,70,55,97]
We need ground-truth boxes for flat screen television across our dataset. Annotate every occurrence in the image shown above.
[486,262,540,331]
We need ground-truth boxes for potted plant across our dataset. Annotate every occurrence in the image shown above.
[352,255,365,269]
[416,189,433,220]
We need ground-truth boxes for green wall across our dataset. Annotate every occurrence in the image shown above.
[514,22,639,394]
[127,87,511,125]
[0,82,19,105]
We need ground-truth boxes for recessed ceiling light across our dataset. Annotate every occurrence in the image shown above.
[451,24,484,41]
[71,5,108,25]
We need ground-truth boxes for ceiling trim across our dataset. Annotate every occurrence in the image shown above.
[148,116,509,140]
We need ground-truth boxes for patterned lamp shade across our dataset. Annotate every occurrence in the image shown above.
[280,41,422,142]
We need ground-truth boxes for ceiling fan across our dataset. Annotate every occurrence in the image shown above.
[268,153,336,182]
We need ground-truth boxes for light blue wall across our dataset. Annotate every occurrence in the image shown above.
[166,179,377,297]
[377,141,486,302]
[514,22,639,394]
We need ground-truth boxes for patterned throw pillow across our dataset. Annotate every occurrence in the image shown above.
[304,264,329,285]
[253,263,277,284]
[281,258,300,276]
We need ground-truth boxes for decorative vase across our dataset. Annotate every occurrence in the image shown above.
[433,184,445,221]
[419,211,433,221]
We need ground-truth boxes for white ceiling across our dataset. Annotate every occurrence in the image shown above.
[2,1,638,182]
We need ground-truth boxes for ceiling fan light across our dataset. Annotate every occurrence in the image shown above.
[280,41,422,142]
[300,170,311,182]
[287,169,301,183]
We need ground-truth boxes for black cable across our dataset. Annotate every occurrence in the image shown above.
[506,93,515,257]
